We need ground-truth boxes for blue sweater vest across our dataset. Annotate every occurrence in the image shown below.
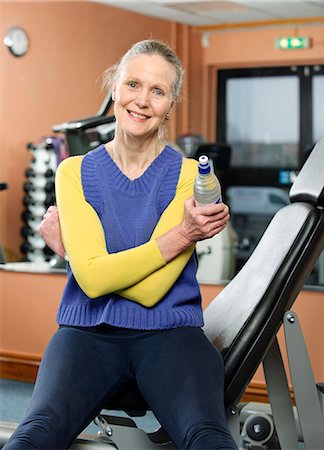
[57,145,203,330]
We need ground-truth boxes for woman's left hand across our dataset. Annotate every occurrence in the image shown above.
[177,196,230,247]
[157,197,230,264]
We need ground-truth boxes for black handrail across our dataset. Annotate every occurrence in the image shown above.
[52,92,114,134]
[51,92,115,156]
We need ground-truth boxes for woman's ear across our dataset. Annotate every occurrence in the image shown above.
[165,101,175,120]
[112,85,116,101]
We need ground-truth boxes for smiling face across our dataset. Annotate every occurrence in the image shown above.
[113,54,176,141]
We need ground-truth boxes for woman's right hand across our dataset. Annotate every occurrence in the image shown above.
[177,196,230,247]
[39,205,65,259]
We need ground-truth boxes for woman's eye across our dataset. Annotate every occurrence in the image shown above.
[153,88,164,96]
[127,81,137,88]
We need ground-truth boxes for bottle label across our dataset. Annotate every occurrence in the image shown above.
[195,196,222,207]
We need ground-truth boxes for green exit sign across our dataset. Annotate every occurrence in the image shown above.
[276,36,311,50]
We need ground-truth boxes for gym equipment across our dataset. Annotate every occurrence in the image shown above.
[196,222,237,284]
[239,402,302,449]
[227,186,290,270]
[0,138,323,449]
[52,92,115,156]
[20,138,62,263]
[204,136,324,449]
[176,133,205,157]
[19,93,114,265]
[0,183,8,264]
[195,143,232,172]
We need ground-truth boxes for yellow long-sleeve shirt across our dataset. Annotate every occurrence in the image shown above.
[56,149,198,307]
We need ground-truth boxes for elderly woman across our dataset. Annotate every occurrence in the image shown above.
[4,40,236,450]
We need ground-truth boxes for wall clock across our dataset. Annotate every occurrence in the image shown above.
[4,26,29,57]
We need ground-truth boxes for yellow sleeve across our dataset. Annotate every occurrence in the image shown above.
[116,157,197,306]
[56,156,166,299]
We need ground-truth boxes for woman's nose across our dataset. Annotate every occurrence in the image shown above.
[135,89,149,107]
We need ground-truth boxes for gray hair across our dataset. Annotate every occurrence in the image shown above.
[102,39,184,102]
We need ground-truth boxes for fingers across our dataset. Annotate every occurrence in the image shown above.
[185,197,229,217]
[193,201,230,227]
[38,205,65,257]
[47,205,57,213]
[39,205,59,235]
[201,218,228,240]
[184,196,196,211]
[182,197,231,242]
[42,205,58,219]
[195,201,229,217]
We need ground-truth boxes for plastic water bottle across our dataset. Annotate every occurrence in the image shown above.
[194,155,222,206]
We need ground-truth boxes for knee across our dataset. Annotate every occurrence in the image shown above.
[182,421,238,450]
[4,412,72,450]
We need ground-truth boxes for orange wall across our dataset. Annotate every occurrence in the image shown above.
[0,271,66,356]
[0,1,195,261]
[203,25,324,68]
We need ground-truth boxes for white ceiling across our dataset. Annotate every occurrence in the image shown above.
[94,0,324,27]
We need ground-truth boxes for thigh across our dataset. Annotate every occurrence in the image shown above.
[7,326,130,449]
[131,327,229,448]
[31,326,130,412]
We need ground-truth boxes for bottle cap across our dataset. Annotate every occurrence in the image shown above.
[198,155,211,174]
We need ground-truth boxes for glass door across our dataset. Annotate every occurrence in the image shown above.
[226,74,299,169]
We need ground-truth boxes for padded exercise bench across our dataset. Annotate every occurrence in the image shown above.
[0,138,323,449]
[204,136,324,449]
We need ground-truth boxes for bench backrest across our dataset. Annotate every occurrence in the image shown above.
[203,137,324,407]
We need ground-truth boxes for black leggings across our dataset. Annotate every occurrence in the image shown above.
[4,326,237,450]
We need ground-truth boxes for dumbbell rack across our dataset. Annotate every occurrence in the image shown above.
[0,183,8,263]
[20,136,66,262]
[20,93,114,262]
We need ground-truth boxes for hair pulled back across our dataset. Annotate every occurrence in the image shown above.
[102,39,184,102]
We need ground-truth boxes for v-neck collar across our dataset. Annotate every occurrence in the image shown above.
[96,144,171,195]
